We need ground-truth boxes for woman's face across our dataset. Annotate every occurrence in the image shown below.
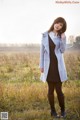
[54,22,63,31]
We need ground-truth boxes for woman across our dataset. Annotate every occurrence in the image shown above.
[39,17,68,118]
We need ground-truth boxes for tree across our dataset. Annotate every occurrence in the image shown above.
[75,36,80,44]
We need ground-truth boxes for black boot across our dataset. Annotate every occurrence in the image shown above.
[51,109,60,118]
[61,111,66,118]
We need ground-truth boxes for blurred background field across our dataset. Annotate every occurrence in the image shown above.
[0,48,80,120]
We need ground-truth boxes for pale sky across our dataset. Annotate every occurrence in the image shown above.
[0,0,80,44]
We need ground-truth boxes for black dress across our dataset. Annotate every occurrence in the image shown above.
[46,35,61,83]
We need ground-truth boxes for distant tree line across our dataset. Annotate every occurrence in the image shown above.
[72,36,80,50]
[75,36,80,44]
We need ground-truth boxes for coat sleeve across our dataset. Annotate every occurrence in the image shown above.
[39,35,44,68]
[60,36,67,53]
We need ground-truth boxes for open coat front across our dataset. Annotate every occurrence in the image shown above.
[39,31,68,83]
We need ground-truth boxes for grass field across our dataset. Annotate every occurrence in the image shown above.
[0,51,80,120]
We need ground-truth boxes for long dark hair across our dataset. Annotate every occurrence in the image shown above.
[48,17,67,37]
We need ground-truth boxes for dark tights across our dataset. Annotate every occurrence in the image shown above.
[47,81,65,112]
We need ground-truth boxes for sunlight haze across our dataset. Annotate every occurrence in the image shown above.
[0,0,80,44]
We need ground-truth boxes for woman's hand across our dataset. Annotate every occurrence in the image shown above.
[40,68,44,73]
[61,33,66,40]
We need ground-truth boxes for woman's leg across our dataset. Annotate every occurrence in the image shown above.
[55,82,65,112]
[47,81,60,118]
[47,82,55,111]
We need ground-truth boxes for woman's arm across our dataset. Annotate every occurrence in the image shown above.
[60,33,66,53]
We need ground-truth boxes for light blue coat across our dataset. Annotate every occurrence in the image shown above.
[39,31,68,82]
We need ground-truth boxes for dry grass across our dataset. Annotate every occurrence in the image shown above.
[0,51,80,120]
[0,80,80,120]
[64,51,80,80]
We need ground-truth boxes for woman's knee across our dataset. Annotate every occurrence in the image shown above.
[48,90,54,96]
[47,83,54,95]
[56,90,64,98]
